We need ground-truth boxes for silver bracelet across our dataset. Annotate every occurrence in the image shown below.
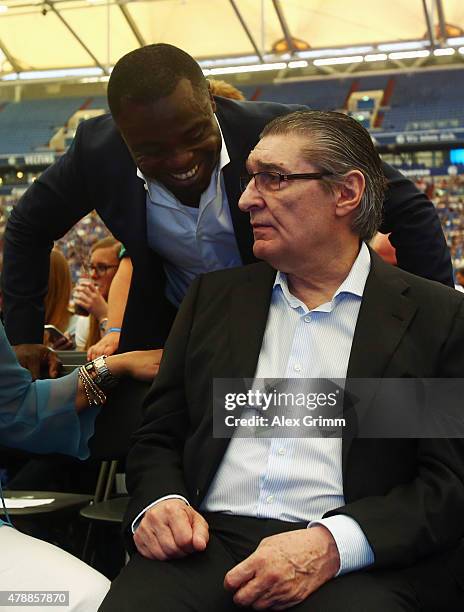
[85,355,120,392]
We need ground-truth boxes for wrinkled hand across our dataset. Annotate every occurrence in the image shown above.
[87,331,120,360]
[106,349,163,381]
[134,499,209,561]
[13,343,62,380]
[224,526,340,610]
[74,283,108,321]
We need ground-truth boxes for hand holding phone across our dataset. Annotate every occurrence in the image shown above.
[44,325,75,350]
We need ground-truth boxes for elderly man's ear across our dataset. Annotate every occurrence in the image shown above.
[334,170,365,218]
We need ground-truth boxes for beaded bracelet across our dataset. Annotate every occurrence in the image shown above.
[78,365,107,407]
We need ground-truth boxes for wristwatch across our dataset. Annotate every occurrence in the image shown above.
[89,355,119,391]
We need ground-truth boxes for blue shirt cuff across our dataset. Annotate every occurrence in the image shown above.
[309,514,374,575]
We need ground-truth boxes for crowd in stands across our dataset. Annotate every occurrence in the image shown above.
[55,212,110,282]
[414,174,464,266]
[0,198,109,281]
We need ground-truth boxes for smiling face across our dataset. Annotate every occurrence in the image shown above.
[239,133,357,273]
[115,78,221,206]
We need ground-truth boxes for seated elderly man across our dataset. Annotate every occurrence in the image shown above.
[100,111,464,611]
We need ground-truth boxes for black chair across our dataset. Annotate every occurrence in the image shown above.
[55,350,87,374]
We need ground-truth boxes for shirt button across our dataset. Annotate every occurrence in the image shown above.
[266,495,274,504]
[278,447,286,455]
[304,315,311,322]
[294,363,302,372]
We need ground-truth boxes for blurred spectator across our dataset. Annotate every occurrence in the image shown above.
[43,248,76,349]
[370,232,397,266]
[455,266,464,291]
[87,247,131,359]
[207,79,245,101]
[74,237,121,351]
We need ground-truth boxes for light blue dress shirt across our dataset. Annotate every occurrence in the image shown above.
[135,243,375,575]
[140,117,242,307]
[0,320,99,526]
[201,242,375,574]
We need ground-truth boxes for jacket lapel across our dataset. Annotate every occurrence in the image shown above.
[343,252,418,468]
[347,252,417,379]
[195,264,276,500]
[228,263,277,379]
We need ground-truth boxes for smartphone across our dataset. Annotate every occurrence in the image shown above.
[44,324,68,343]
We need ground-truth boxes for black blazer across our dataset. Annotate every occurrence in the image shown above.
[124,252,464,576]
[2,97,453,349]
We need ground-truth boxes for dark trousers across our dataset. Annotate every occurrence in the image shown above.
[99,513,461,612]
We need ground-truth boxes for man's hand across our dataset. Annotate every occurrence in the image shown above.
[224,526,340,610]
[13,343,62,380]
[133,499,209,561]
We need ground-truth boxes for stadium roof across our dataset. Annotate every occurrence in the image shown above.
[0,0,463,80]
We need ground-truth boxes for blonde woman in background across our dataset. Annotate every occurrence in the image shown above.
[43,248,76,349]
[74,237,121,352]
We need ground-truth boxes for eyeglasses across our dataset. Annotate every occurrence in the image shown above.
[85,263,119,276]
[240,171,333,193]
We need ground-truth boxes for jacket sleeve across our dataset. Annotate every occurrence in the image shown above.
[380,162,453,287]
[2,124,93,344]
[122,275,202,541]
[325,299,464,569]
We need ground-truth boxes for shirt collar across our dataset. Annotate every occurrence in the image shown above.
[136,114,230,190]
[274,241,371,310]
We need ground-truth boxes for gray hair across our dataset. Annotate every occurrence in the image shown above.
[261,110,387,241]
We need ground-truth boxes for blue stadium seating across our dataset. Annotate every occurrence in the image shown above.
[84,96,108,110]
[241,79,348,110]
[381,70,464,131]
[1,68,464,155]
[0,97,86,154]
